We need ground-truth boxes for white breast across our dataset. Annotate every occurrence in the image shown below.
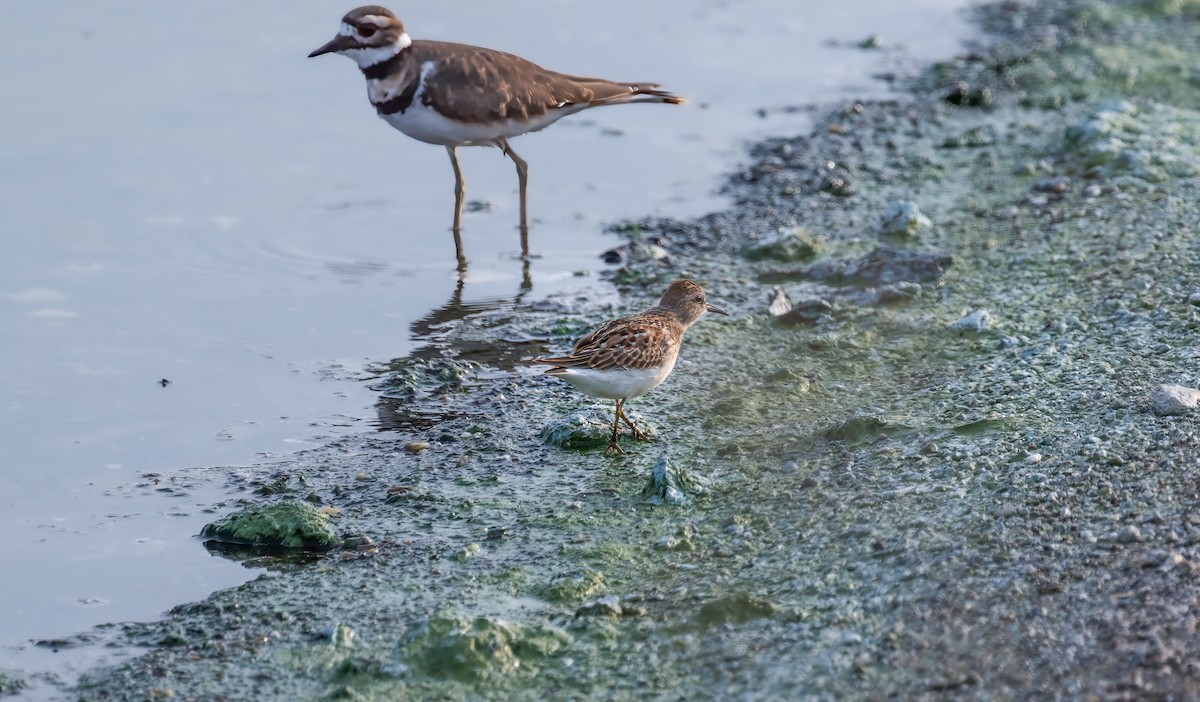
[382,100,583,146]
[376,61,585,146]
[552,362,676,401]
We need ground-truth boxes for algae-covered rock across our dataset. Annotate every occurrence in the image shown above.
[200,501,341,550]
[397,616,519,681]
[600,237,669,266]
[944,80,993,107]
[541,405,654,450]
[823,414,916,446]
[694,592,778,628]
[771,296,835,326]
[941,124,999,148]
[1059,100,1200,181]
[0,671,27,696]
[454,542,482,562]
[744,227,827,262]
[371,357,476,400]
[574,595,623,619]
[535,569,606,603]
[1064,101,1140,151]
[395,615,570,681]
[640,453,696,506]
[877,200,933,238]
[330,622,356,649]
[806,246,951,287]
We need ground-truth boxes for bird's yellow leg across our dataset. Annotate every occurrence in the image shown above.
[604,399,626,456]
[618,403,651,441]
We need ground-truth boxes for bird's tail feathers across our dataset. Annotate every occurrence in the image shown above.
[531,356,575,375]
[584,82,686,107]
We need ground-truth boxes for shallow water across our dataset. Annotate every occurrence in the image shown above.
[0,0,971,689]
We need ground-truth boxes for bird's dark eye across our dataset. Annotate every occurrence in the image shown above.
[358,25,377,38]
[694,295,704,303]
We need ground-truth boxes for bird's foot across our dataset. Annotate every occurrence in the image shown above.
[629,426,652,442]
[603,440,625,457]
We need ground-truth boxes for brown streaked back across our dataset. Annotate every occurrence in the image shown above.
[533,310,683,373]
[410,40,682,125]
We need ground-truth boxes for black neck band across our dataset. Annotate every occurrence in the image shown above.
[360,49,407,81]
[374,80,420,115]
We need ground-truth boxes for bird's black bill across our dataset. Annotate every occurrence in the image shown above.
[706,303,729,316]
[308,35,354,58]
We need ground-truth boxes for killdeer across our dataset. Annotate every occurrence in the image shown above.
[533,280,727,456]
[309,6,684,264]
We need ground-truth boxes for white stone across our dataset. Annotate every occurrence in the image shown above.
[1150,384,1200,416]
[951,309,995,333]
[876,200,932,238]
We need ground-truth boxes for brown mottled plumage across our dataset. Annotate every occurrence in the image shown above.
[407,42,680,125]
[309,6,684,264]
[533,280,727,456]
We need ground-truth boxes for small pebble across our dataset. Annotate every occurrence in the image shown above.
[1149,384,1200,416]
[951,309,995,333]
[1117,525,1143,544]
[876,200,932,238]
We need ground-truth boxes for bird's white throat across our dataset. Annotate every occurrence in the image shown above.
[344,32,412,69]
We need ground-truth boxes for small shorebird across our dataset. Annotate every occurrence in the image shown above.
[309,6,684,264]
[533,280,727,456]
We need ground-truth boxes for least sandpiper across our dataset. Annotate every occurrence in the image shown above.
[309,6,685,263]
[533,280,727,456]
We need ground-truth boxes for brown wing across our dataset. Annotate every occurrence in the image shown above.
[570,317,628,354]
[533,313,680,372]
[412,41,679,124]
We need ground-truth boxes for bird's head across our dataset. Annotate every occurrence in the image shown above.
[309,6,411,69]
[659,280,727,326]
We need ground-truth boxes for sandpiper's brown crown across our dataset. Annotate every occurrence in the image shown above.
[658,280,725,326]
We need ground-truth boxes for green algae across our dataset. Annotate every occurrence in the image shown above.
[0,672,27,696]
[200,501,341,550]
[694,593,778,628]
[74,1,1200,699]
[539,404,655,451]
[1057,100,1200,181]
[742,226,827,262]
[370,357,476,400]
[822,414,918,447]
[453,542,482,561]
[535,569,606,603]
[395,616,571,681]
